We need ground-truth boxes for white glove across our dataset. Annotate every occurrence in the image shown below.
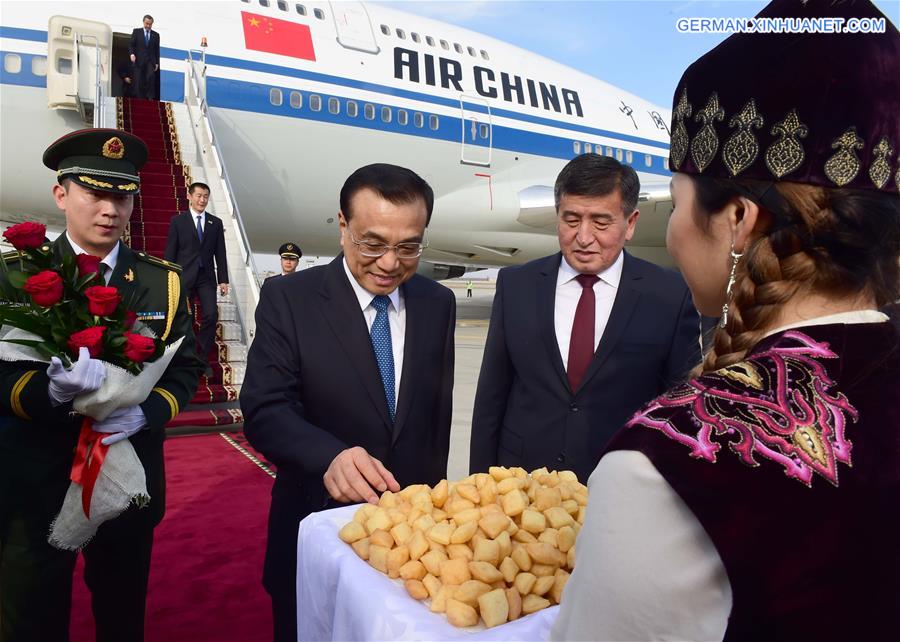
[92,405,147,445]
[47,347,106,406]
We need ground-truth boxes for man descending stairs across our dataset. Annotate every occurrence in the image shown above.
[118,97,244,432]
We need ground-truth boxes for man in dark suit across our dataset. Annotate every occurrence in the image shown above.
[470,154,700,482]
[241,164,455,642]
[164,182,229,370]
[0,129,204,642]
[128,14,160,100]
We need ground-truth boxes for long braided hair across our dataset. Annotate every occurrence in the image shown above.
[690,176,900,373]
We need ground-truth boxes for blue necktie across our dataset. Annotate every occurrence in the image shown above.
[145,30,150,45]
[196,215,204,242]
[370,295,396,421]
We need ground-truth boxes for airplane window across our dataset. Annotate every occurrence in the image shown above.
[277,0,288,10]
[467,46,476,57]
[626,150,633,163]
[364,103,375,120]
[414,112,424,128]
[347,100,358,117]
[398,109,408,126]
[4,53,21,74]
[426,36,435,46]
[309,94,321,111]
[440,40,449,50]
[269,88,283,106]
[31,56,47,77]
[411,33,421,43]
[380,25,389,35]
[644,154,652,167]
[314,8,325,20]
[454,43,463,54]
[573,141,581,154]
[429,114,439,130]
[328,97,340,114]
[480,50,489,60]
[396,29,406,39]
[296,4,307,15]
[615,149,623,161]
[56,56,72,75]
[381,106,392,123]
[605,146,613,156]
[241,0,250,3]
[289,91,302,108]
[583,143,592,153]
[479,123,489,139]
[259,0,270,7]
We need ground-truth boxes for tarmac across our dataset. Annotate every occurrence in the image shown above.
[444,280,495,481]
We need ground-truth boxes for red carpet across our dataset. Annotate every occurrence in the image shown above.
[70,433,274,642]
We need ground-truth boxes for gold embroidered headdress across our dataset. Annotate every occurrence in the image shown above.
[669,0,900,194]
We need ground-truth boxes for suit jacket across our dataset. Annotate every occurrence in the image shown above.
[240,255,455,593]
[469,251,700,482]
[128,28,160,68]
[0,237,204,531]
[164,211,228,291]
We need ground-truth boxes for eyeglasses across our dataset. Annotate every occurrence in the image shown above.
[348,229,427,259]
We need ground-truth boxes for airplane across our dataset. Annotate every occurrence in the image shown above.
[0,0,674,280]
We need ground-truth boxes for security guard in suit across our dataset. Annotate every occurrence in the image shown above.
[264,241,302,284]
[0,129,205,642]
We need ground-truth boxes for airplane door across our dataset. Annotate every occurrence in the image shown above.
[47,15,111,111]
[329,2,379,54]
[460,95,492,167]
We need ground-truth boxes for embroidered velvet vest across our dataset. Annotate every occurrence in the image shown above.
[605,322,900,641]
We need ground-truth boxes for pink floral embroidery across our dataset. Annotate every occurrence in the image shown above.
[627,331,857,487]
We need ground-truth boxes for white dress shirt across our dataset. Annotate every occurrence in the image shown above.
[342,258,405,401]
[551,310,889,641]
[65,232,119,285]
[190,208,206,236]
[554,251,624,371]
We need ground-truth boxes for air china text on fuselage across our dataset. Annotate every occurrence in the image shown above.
[393,47,584,117]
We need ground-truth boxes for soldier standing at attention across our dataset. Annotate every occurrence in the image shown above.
[0,129,205,642]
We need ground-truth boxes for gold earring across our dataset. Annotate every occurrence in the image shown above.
[720,246,743,328]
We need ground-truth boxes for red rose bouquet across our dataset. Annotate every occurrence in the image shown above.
[1,221,186,550]
[1,222,163,373]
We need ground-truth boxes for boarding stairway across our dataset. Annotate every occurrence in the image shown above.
[35,32,262,433]
[117,97,251,432]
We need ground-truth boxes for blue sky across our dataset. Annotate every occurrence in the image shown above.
[377,0,899,108]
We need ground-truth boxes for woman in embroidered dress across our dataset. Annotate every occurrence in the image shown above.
[551,1,900,640]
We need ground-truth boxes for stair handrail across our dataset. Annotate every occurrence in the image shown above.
[185,48,260,289]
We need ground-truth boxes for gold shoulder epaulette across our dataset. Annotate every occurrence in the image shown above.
[2,249,23,263]
[135,252,182,273]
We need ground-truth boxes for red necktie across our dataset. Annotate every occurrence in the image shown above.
[567,273,599,391]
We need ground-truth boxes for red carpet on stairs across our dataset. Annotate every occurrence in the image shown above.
[120,97,243,429]
[70,433,274,642]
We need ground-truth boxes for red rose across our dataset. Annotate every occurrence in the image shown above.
[2,221,46,251]
[124,310,137,329]
[23,270,63,307]
[84,285,121,317]
[76,253,103,279]
[68,326,106,358]
[123,332,156,363]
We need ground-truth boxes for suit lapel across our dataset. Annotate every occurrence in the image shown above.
[577,252,641,392]
[107,243,145,309]
[392,277,426,444]
[319,257,393,433]
[537,254,570,392]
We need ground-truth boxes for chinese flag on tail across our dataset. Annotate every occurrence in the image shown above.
[241,11,316,61]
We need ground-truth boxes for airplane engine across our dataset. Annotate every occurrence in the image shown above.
[417,262,467,281]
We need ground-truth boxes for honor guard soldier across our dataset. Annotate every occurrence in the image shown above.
[264,241,303,284]
[0,128,205,642]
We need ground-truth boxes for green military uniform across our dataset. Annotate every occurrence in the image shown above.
[0,129,205,642]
